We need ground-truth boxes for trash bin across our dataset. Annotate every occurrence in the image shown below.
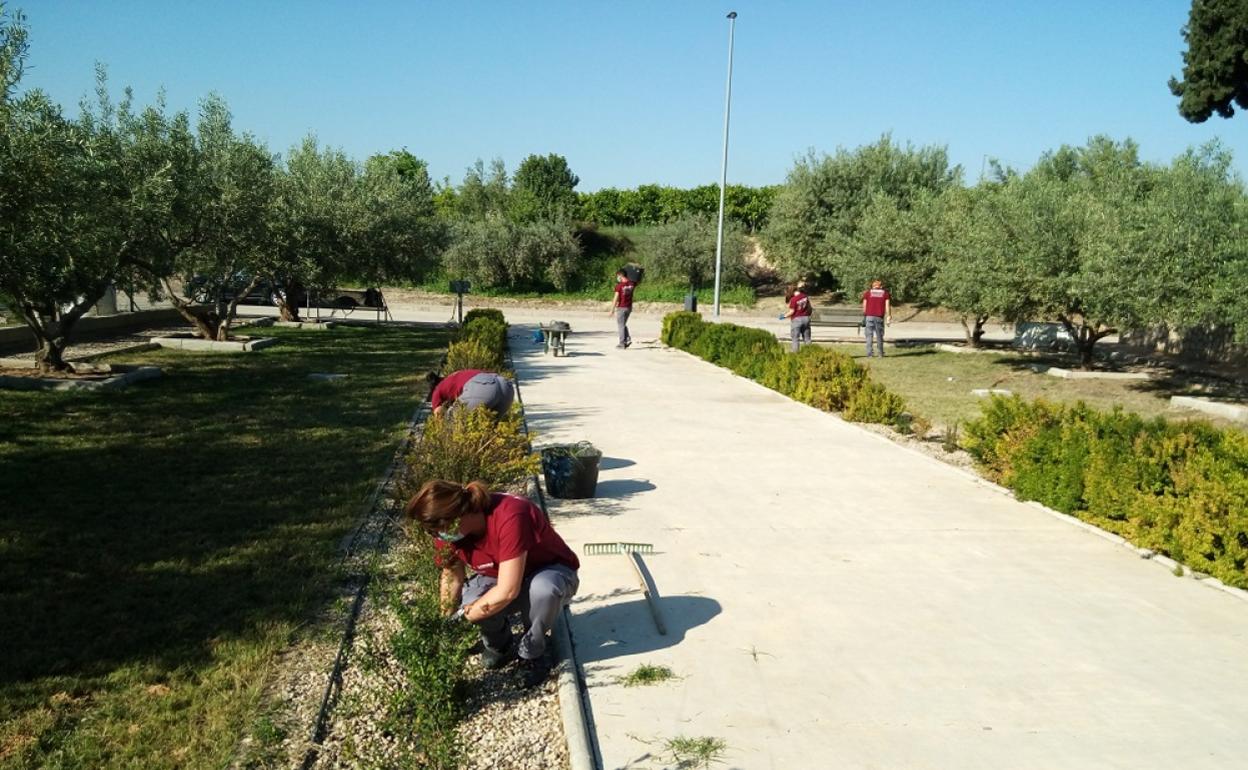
[684,291,698,312]
[541,442,602,499]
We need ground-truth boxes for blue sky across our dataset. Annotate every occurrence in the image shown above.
[13,1,1245,190]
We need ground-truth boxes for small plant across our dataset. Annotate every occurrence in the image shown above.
[619,663,677,687]
[941,421,961,453]
[911,414,933,439]
[893,411,914,435]
[666,735,728,769]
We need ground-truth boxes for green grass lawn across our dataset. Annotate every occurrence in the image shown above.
[0,323,445,769]
[824,343,1246,432]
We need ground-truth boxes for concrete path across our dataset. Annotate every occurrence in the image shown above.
[508,315,1248,770]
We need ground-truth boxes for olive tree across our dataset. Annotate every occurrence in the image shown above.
[138,95,278,341]
[762,136,960,283]
[647,213,748,290]
[443,216,580,291]
[0,12,186,371]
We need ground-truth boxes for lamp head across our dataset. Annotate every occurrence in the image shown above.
[727,11,737,18]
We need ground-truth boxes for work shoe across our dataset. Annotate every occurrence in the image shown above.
[518,656,554,689]
[480,640,516,670]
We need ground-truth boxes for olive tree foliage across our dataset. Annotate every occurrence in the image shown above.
[647,213,748,289]
[511,152,579,223]
[349,150,447,286]
[842,190,943,306]
[269,137,357,320]
[927,185,1022,346]
[762,135,961,283]
[1,7,187,370]
[442,216,580,291]
[1169,0,1248,121]
[138,95,278,342]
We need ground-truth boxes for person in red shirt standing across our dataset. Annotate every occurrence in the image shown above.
[861,279,893,358]
[405,479,581,688]
[427,369,515,417]
[784,282,813,352]
[609,268,635,349]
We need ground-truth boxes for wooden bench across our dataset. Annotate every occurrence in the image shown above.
[810,306,864,329]
[539,322,571,356]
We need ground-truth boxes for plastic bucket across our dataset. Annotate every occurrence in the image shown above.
[541,442,602,499]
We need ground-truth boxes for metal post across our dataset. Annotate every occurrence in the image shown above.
[712,11,737,319]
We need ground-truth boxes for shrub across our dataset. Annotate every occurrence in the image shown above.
[661,311,706,349]
[444,338,503,372]
[843,380,907,423]
[793,347,868,412]
[400,403,539,495]
[463,308,505,325]
[381,538,477,770]
[964,395,1248,588]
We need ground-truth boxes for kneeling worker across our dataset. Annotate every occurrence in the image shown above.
[405,479,581,688]
[428,369,515,417]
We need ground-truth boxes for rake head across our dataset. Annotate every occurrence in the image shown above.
[583,542,654,556]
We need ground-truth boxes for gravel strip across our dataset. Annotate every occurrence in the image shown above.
[1,326,193,363]
[236,484,569,770]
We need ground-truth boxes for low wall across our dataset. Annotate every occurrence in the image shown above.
[1119,325,1248,367]
[0,308,191,355]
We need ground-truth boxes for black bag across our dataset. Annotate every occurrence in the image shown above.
[620,264,645,284]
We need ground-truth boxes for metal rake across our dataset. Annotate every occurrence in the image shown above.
[583,541,654,556]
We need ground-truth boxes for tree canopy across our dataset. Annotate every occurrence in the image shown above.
[1169,0,1248,121]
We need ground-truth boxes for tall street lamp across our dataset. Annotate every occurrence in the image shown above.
[712,10,737,319]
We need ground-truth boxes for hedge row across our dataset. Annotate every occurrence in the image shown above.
[660,311,908,425]
[445,310,508,371]
[389,307,536,768]
[964,396,1248,589]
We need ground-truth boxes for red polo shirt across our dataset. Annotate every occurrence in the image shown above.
[435,493,579,578]
[862,288,890,318]
[614,279,636,309]
[788,291,812,318]
[431,369,483,410]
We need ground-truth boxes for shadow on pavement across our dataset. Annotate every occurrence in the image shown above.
[599,456,635,470]
[595,478,656,498]
[572,595,722,664]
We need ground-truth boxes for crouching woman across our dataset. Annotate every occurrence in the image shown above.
[404,479,580,688]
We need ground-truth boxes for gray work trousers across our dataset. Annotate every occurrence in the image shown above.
[616,308,632,346]
[790,316,811,352]
[458,372,515,416]
[864,315,885,357]
[462,564,579,660]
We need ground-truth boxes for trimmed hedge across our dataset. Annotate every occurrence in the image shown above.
[660,311,907,425]
[964,395,1248,589]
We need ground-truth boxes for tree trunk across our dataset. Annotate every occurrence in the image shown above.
[278,299,299,322]
[34,335,70,374]
[16,291,103,374]
[972,315,988,347]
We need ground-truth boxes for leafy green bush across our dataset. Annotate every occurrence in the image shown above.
[463,308,505,325]
[660,311,706,349]
[444,337,503,372]
[964,395,1248,588]
[400,406,539,495]
[843,380,907,423]
[793,347,867,411]
[444,311,508,371]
